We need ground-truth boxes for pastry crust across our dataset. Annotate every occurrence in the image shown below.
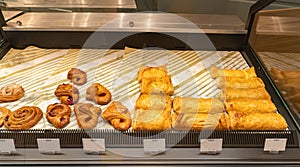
[225,98,277,113]
[46,103,72,129]
[102,101,131,131]
[0,83,25,103]
[135,93,172,112]
[137,65,168,83]
[172,97,224,114]
[4,106,43,130]
[219,87,271,100]
[54,83,79,105]
[86,83,112,105]
[210,66,257,79]
[0,107,11,127]
[74,103,102,130]
[228,111,287,130]
[67,68,87,85]
[133,109,171,131]
[140,76,174,95]
[217,77,265,89]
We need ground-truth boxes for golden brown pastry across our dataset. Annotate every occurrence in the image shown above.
[74,103,102,130]
[172,97,224,114]
[140,76,174,95]
[217,77,265,89]
[225,98,277,113]
[219,87,271,100]
[132,109,171,131]
[67,68,87,85]
[54,83,79,105]
[135,93,172,112]
[210,66,257,79]
[102,101,131,131]
[0,107,11,127]
[46,103,72,129]
[0,83,25,103]
[172,112,225,130]
[137,65,169,83]
[86,83,111,105]
[228,111,287,130]
[4,106,43,130]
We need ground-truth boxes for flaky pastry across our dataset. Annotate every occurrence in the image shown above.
[74,103,102,130]
[0,83,25,103]
[210,66,257,79]
[46,103,72,129]
[0,107,11,127]
[54,83,79,105]
[86,83,112,105]
[67,68,87,85]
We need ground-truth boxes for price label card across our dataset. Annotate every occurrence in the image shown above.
[143,139,165,154]
[82,138,105,154]
[37,138,61,154]
[0,139,16,155]
[200,139,223,154]
[264,138,287,154]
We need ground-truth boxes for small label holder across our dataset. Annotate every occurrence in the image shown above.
[200,139,223,154]
[82,138,105,155]
[0,139,16,155]
[37,138,61,155]
[143,139,166,155]
[264,138,287,154]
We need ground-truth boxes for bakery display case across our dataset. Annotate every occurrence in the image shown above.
[0,0,300,166]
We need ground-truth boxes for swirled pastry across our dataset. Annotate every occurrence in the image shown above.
[54,83,79,105]
[0,83,25,103]
[46,103,72,129]
[219,87,271,100]
[225,98,277,113]
[217,77,265,89]
[86,83,111,105]
[173,97,224,114]
[0,107,11,127]
[135,93,172,112]
[102,101,131,131]
[74,103,102,130]
[4,106,43,130]
[210,66,257,79]
[67,68,87,85]
[137,65,168,82]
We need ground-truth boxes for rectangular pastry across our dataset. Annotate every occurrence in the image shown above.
[225,98,277,113]
[227,111,288,130]
[140,76,174,95]
[135,93,172,112]
[172,97,224,114]
[219,87,271,100]
[137,65,169,83]
[217,77,265,89]
[210,66,257,79]
[132,109,171,131]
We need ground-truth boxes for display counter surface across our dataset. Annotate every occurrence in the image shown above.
[3,12,246,34]
[1,10,23,21]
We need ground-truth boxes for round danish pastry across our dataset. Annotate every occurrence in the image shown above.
[86,83,111,105]
[0,107,11,127]
[102,101,131,131]
[4,106,43,130]
[0,83,25,103]
[74,103,102,130]
[46,103,72,129]
[67,68,87,85]
[54,83,79,105]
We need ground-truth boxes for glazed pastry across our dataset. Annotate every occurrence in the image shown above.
[140,76,174,95]
[102,101,131,131]
[172,112,225,130]
[54,83,79,105]
[219,87,271,100]
[217,77,265,89]
[4,106,43,130]
[132,109,171,131]
[225,98,277,113]
[74,103,102,130]
[135,93,172,112]
[137,65,169,83]
[228,111,287,130]
[67,68,87,85]
[46,103,72,129]
[0,83,25,102]
[86,83,111,105]
[210,66,257,79]
[0,107,11,127]
[173,97,224,114]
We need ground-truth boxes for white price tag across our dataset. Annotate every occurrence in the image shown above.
[143,139,165,154]
[0,139,16,155]
[200,139,223,154]
[37,138,61,154]
[82,138,105,154]
[264,138,287,154]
